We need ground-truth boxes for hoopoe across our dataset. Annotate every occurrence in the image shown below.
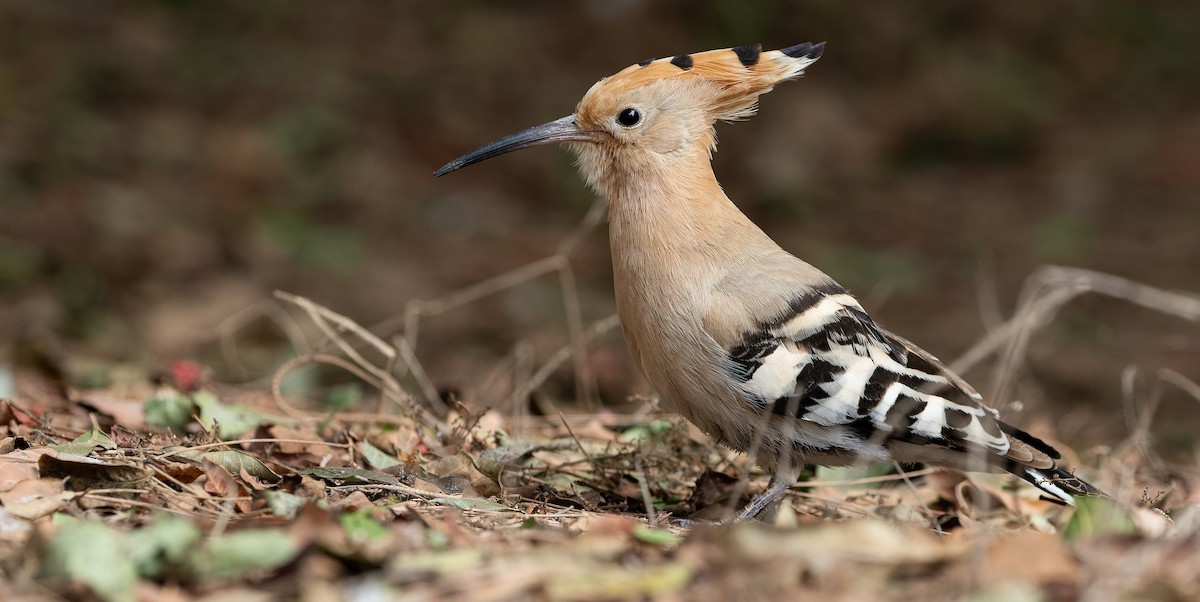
[437,43,1101,520]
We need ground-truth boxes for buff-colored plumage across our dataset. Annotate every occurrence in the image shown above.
[438,43,1100,521]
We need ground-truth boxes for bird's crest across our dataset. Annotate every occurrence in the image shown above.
[586,42,824,122]
[434,42,826,178]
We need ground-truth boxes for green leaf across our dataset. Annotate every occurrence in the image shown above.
[189,529,299,584]
[43,514,138,602]
[547,562,692,599]
[391,548,485,572]
[169,449,282,484]
[429,497,512,511]
[622,419,675,443]
[50,426,117,456]
[262,490,307,518]
[632,525,682,546]
[339,509,388,543]
[193,390,282,439]
[278,365,317,398]
[299,466,400,486]
[360,441,401,470]
[1063,496,1135,539]
[49,442,98,457]
[127,514,200,578]
[75,426,117,449]
[323,382,362,410]
[144,388,194,431]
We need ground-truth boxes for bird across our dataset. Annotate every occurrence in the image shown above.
[436,42,1102,521]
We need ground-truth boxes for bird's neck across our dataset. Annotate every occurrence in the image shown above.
[605,160,772,281]
[602,157,778,408]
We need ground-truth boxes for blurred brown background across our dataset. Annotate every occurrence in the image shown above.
[2,1,1198,455]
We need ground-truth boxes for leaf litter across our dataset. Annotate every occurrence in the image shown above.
[2,250,1200,600]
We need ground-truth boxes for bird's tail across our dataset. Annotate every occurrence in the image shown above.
[994,422,1105,505]
[1016,465,1105,506]
[885,420,1105,505]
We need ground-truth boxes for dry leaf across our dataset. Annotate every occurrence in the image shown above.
[171,449,282,484]
[0,456,42,493]
[38,452,152,490]
[202,460,254,513]
[332,490,375,512]
[0,478,73,520]
[360,441,401,470]
[299,467,400,486]
[267,425,335,457]
[156,460,204,485]
[0,508,34,543]
[423,452,501,498]
[984,531,1078,588]
[76,392,147,428]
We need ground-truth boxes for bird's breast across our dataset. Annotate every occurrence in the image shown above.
[609,241,750,434]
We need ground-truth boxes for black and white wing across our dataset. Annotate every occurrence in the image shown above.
[724,283,1099,503]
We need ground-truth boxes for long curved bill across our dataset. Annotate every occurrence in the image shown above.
[435,115,595,177]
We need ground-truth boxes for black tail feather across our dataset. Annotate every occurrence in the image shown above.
[1017,465,1105,505]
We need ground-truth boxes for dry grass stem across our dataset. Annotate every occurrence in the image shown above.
[952,266,1200,385]
[217,298,314,380]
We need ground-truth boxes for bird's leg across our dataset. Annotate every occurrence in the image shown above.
[728,459,801,523]
[668,477,792,528]
[731,475,795,522]
[667,465,800,528]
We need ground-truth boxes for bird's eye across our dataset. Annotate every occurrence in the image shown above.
[616,108,641,127]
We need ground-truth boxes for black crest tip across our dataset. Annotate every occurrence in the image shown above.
[780,41,825,60]
[670,54,694,70]
[732,43,762,67]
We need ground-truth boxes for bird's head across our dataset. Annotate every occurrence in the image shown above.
[436,43,823,194]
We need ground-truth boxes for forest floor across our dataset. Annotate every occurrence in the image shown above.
[2,281,1199,602]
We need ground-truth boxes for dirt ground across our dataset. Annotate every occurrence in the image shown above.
[2,2,1200,600]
